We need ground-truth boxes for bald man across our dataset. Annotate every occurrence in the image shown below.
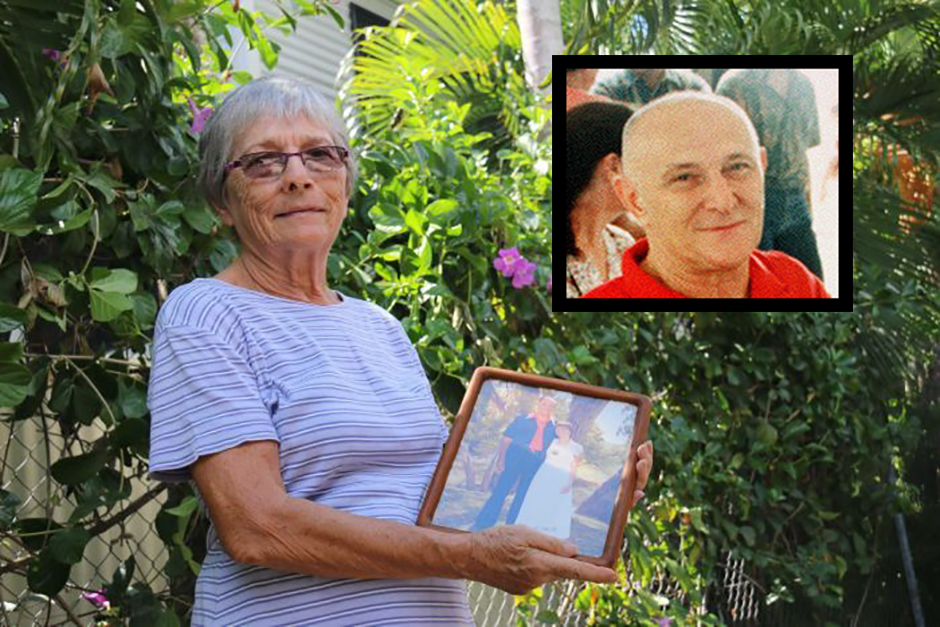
[584,92,829,299]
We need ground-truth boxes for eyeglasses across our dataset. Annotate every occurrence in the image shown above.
[224,145,349,180]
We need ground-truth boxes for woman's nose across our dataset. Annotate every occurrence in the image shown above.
[280,155,314,189]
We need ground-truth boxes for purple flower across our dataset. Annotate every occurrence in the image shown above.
[655,618,673,627]
[82,590,109,610]
[546,275,552,293]
[493,247,541,289]
[187,97,213,136]
[511,259,537,288]
[42,48,62,63]
[493,247,523,277]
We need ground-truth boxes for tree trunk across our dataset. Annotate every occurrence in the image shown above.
[515,0,563,96]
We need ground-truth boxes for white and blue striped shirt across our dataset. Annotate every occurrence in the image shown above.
[147,278,473,626]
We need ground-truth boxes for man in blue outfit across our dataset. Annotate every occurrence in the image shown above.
[472,395,558,531]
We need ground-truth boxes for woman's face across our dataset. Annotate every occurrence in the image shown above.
[217,114,348,254]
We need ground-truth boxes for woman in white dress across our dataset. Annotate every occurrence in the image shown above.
[514,422,584,540]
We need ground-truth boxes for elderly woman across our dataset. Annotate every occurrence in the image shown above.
[566,102,643,298]
[147,76,654,625]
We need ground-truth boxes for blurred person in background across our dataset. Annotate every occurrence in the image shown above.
[717,69,824,279]
[566,68,607,111]
[566,102,643,298]
[592,69,710,108]
[692,68,730,90]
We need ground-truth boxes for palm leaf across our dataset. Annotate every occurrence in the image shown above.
[340,0,528,148]
[848,2,940,53]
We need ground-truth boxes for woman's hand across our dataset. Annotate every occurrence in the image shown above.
[631,440,654,508]
[462,526,617,595]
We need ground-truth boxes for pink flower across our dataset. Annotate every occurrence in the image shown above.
[547,275,552,292]
[187,97,213,136]
[82,590,109,610]
[493,247,540,289]
[511,259,537,288]
[493,247,523,277]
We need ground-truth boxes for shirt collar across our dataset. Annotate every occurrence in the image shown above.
[748,252,790,297]
[620,239,688,297]
[620,239,786,298]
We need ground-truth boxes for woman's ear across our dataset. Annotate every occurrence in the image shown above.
[211,197,235,227]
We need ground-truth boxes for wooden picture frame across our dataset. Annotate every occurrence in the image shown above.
[418,367,652,569]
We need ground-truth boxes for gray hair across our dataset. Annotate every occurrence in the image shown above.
[197,75,357,209]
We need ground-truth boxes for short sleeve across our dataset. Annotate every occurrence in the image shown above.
[503,416,526,440]
[572,442,585,457]
[800,78,821,148]
[147,325,279,482]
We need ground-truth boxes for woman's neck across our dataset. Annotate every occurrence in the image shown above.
[217,251,340,305]
[571,204,612,277]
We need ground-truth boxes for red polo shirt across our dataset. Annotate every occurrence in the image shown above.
[583,239,830,298]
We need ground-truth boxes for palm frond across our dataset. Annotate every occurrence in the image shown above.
[849,2,940,54]
[652,0,710,54]
[562,0,646,54]
[339,0,528,147]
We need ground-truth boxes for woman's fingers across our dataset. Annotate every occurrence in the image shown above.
[471,524,623,595]
[513,526,578,557]
[536,552,618,584]
[634,440,654,491]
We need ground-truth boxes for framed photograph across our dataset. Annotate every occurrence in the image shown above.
[418,367,652,568]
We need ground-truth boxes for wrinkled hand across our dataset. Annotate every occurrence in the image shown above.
[631,440,654,508]
[463,525,617,595]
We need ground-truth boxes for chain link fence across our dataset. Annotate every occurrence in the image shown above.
[3,411,879,626]
[1,413,168,626]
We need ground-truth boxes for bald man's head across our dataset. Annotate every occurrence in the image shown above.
[613,91,768,274]
[620,92,761,181]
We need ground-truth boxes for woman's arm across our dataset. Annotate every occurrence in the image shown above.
[192,440,617,594]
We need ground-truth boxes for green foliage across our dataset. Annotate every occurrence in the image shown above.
[0,0,342,622]
[511,313,931,624]
[341,0,531,150]
[1,1,936,626]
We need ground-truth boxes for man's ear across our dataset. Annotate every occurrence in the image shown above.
[612,170,647,226]
[760,146,768,172]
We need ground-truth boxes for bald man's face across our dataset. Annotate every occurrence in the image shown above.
[619,100,767,272]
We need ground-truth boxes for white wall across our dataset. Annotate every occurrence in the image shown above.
[229,0,400,100]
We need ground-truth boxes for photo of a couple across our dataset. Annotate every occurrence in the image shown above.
[434,380,638,557]
[471,393,582,538]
